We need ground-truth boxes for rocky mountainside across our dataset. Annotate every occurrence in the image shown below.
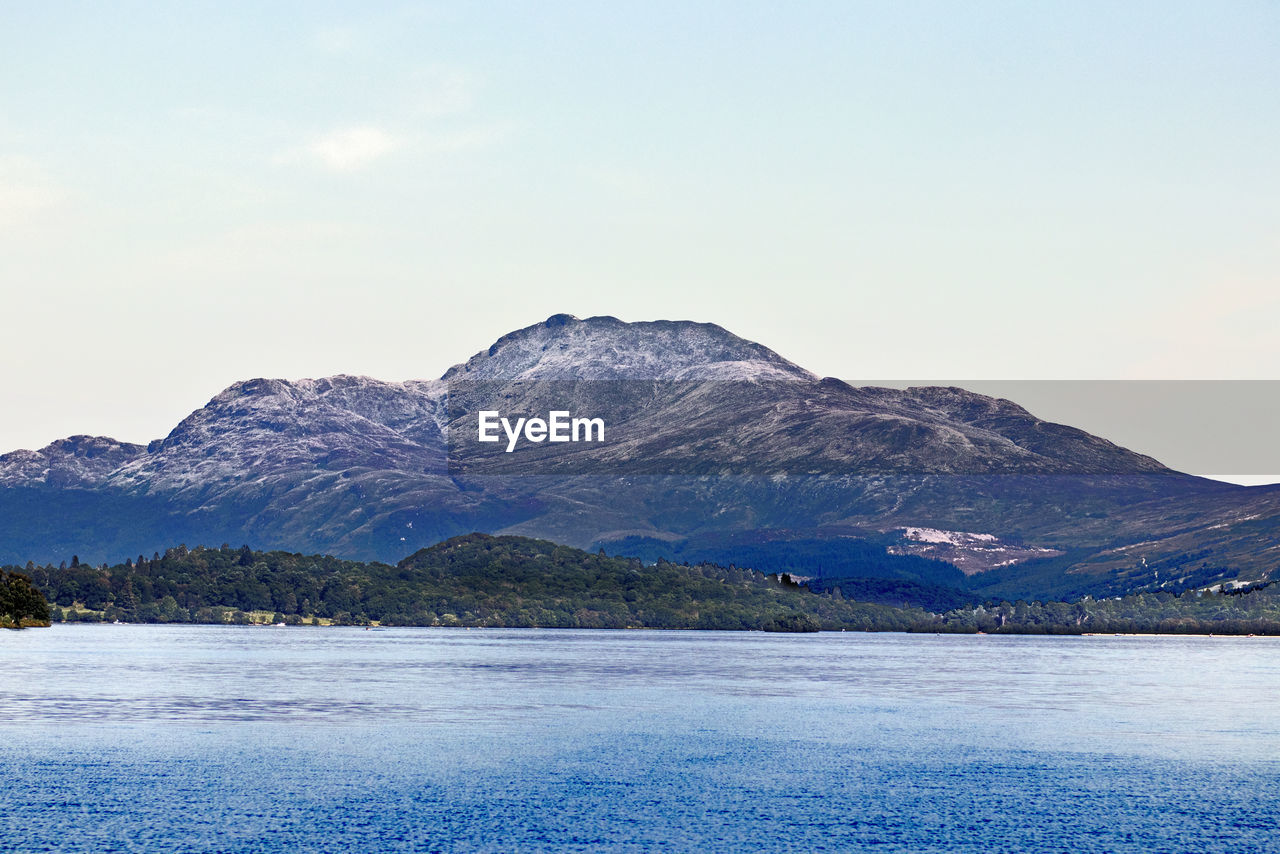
[443,313,814,383]
[2,314,1278,600]
[0,435,146,488]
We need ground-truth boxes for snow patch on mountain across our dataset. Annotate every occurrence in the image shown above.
[0,436,145,488]
[671,360,810,383]
[891,527,1063,575]
[443,314,815,382]
[903,527,999,545]
[108,375,448,493]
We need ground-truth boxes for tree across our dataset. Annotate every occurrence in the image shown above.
[1,571,52,627]
[117,578,139,619]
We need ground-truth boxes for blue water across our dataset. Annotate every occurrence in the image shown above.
[2,626,1279,852]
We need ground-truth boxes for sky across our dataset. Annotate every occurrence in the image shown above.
[1,2,1277,478]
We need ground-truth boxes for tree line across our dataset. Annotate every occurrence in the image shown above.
[8,533,1280,634]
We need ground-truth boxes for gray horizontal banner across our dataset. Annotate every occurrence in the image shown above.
[897,380,1280,480]
[442,379,1280,479]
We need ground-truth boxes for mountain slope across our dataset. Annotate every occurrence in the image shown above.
[2,313,1277,600]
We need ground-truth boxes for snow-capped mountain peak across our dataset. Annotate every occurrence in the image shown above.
[441,314,816,382]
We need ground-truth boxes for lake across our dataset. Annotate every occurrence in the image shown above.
[2,625,1278,852]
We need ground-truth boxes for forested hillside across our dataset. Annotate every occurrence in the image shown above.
[18,535,921,631]
[13,534,1280,634]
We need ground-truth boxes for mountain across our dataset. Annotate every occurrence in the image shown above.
[3,313,1278,600]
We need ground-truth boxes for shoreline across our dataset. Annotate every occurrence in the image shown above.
[32,622,1280,638]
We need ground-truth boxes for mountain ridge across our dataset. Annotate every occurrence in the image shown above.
[2,313,1277,600]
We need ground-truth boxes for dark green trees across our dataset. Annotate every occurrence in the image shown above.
[1,571,51,627]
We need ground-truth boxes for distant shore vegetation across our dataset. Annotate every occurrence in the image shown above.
[9,533,1280,634]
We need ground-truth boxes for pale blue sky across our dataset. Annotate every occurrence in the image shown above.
[2,2,1277,472]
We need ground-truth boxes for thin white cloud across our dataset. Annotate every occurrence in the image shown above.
[583,166,654,199]
[314,26,357,54]
[303,126,405,171]
[410,68,475,118]
[278,121,510,172]
[153,220,367,280]
[0,155,65,228]
[420,122,514,154]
